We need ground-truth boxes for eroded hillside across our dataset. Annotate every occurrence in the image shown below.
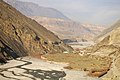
[0,0,73,62]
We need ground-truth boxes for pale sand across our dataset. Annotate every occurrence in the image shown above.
[0,57,101,80]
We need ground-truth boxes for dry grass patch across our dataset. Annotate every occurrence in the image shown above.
[43,53,112,71]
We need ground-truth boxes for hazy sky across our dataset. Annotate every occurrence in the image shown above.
[19,0,120,25]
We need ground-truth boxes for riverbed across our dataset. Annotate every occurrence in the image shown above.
[0,57,101,80]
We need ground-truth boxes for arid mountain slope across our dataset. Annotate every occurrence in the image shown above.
[85,20,120,80]
[95,20,120,42]
[30,16,105,41]
[4,0,69,20]
[0,0,73,62]
[82,23,105,37]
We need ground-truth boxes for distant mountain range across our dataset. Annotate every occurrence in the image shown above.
[30,16,105,41]
[5,0,106,41]
[4,0,70,20]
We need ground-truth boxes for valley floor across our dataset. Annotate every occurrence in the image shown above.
[0,57,101,80]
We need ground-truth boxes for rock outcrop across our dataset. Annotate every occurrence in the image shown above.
[0,0,73,62]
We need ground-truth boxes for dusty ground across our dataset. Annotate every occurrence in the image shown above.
[0,57,101,80]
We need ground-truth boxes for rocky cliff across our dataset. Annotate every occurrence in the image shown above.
[0,0,73,63]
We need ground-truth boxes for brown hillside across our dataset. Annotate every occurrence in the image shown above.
[0,0,73,62]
